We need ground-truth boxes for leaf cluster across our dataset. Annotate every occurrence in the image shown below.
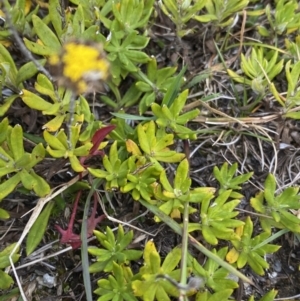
[226,216,280,275]
[227,48,284,95]
[188,190,244,245]
[0,243,20,290]
[0,118,50,207]
[89,225,143,273]
[251,174,300,233]
[258,0,300,36]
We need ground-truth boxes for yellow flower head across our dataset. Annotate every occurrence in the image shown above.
[49,40,110,94]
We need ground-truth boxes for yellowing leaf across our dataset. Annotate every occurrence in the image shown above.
[45,146,66,158]
[25,0,31,15]
[226,248,239,264]
[143,240,157,267]
[126,139,142,155]
[69,155,85,172]
[170,208,181,219]
[235,224,244,237]
[42,115,66,131]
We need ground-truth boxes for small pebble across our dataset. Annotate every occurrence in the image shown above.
[37,273,57,288]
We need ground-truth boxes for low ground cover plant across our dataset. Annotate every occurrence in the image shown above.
[1,0,300,300]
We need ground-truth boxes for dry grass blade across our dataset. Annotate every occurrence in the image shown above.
[193,112,279,125]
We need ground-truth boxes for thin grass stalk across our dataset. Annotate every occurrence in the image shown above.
[179,200,190,301]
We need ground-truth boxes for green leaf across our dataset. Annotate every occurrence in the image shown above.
[89,260,111,273]
[0,62,18,91]
[10,124,24,161]
[49,0,63,37]
[88,248,112,260]
[106,226,116,246]
[16,59,46,86]
[0,243,20,271]
[170,89,189,117]
[30,171,51,196]
[258,289,278,301]
[250,192,265,213]
[193,14,218,23]
[88,167,109,178]
[44,130,67,150]
[0,270,14,290]
[23,38,57,56]
[21,89,53,111]
[137,123,151,153]
[0,118,9,144]
[207,289,233,301]
[125,50,149,63]
[32,15,61,52]
[0,44,18,79]
[72,5,85,36]
[174,159,189,190]
[161,246,181,273]
[36,73,55,93]
[202,225,218,245]
[247,254,265,275]
[162,66,185,106]
[20,169,37,190]
[0,174,21,200]
[139,91,156,114]
[136,81,152,92]
[264,174,276,204]
[159,0,179,21]
[0,208,10,219]
[26,201,54,255]
[123,249,143,261]
[0,147,14,166]
[236,251,248,268]
[0,95,18,117]
[118,231,133,251]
